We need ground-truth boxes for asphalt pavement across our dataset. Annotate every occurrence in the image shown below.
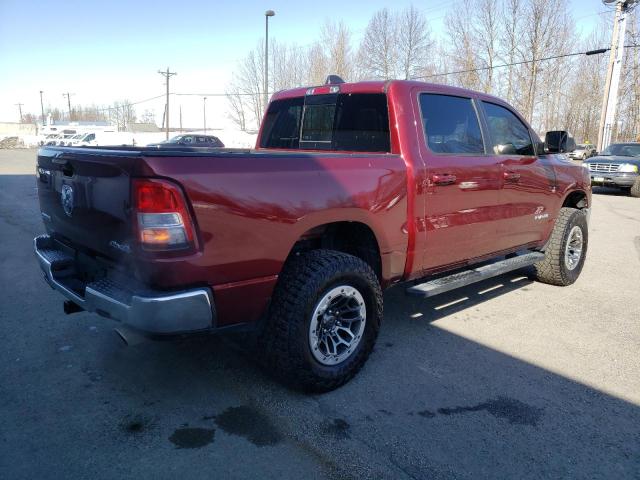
[1,149,638,479]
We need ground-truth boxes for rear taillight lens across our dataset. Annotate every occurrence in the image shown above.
[133,179,197,252]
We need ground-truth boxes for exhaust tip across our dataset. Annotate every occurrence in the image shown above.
[113,327,147,347]
[114,327,129,346]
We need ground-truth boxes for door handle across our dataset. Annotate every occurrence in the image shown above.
[432,173,457,186]
[503,171,521,182]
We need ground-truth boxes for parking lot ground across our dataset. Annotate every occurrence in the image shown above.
[1,149,639,479]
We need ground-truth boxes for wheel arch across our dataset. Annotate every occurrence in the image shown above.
[287,220,384,283]
[561,189,589,209]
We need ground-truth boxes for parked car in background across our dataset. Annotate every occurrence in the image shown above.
[63,134,84,146]
[584,142,640,197]
[569,144,596,160]
[147,134,224,148]
[34,78,591,391]
[43,134,62,146]
[55,134,76,146]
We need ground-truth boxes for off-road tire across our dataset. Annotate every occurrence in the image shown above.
[259,250,382,392]
[630,177,640,198]
[534,207,588,286]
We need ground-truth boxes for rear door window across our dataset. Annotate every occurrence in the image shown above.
[419,94,484,154]
[260,93,390,152]
[481,102,534,156]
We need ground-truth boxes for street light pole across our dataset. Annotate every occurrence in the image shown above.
[39,90,46,127]
[203,97,207,134]
[264,9,275,114]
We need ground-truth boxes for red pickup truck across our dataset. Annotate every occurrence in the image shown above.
[35,79,591,391]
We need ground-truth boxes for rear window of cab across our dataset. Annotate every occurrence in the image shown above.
[260,93,391,153]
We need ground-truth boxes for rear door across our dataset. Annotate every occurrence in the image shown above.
[417,93,503,272]
[479,101,557,250]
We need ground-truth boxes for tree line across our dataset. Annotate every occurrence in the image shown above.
[226,0,640,144]
[29,101,156,132]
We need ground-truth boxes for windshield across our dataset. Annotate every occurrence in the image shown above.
[167,135,193,143]
[601,143,640,157]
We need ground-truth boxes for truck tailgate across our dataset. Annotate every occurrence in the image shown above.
[36,147,139,260]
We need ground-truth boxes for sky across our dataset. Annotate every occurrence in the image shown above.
[0,0,614,129]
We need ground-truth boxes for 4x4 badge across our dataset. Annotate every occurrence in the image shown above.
[61,184,74,217]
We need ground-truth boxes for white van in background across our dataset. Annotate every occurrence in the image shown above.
[77,131,135,147]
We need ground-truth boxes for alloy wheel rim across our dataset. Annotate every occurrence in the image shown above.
[309,285,366,366]
[564,225,584,271]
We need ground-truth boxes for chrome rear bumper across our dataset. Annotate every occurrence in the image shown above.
[34,235,215,334]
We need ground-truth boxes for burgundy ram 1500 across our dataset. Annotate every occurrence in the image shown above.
[35,79,591,391]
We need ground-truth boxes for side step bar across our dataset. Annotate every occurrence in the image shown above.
[406,252,545,298]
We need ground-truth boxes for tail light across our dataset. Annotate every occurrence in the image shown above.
[132,178,197,252]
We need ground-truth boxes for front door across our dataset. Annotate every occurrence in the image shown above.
[417,93,503,272]
[479,101,557,251]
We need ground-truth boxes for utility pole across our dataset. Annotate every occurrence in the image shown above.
[158,67,177,140]
[15,103,24,123]
[39,91,46,126]
[62,92,74,121]
[203,97,207,134]
[597,0,639,151]
[264,10,275,114]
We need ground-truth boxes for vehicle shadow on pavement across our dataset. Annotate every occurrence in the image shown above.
[75,270,638,479]
[385,269,536,323]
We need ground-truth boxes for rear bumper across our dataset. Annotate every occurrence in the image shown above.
[34,235,215,334]
[589,172,638,187]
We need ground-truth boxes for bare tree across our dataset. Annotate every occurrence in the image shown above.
[474,0,500,93]
[358,8,398,80]
[444,0,482,90]
[139,109,156,125]
[321,20,353,80]
[397,5,432,80]
[518,0,570,123]
[108,100,136,131]
[501,0,522,105]
[226,85,248,131]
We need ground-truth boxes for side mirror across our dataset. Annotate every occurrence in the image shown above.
[545,130,576,153]
[535,141,547,156]
[495,143,517,155]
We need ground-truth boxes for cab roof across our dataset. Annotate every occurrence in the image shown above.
[270,79,507,105]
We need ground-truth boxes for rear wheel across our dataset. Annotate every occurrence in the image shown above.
[535,207,588,286]
[260,250,382,392]
[631,177,640,198]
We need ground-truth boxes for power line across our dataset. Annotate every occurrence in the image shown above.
[411,46,639,80]
[37,43,640,117]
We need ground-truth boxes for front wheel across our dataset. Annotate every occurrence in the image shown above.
[260,250,382,392]
[535,207,588,286]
